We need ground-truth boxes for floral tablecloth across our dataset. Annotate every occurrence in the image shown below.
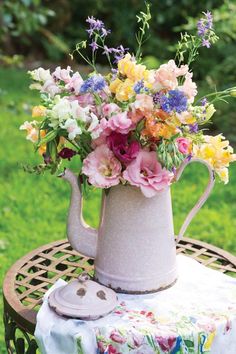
[35,255,236,354]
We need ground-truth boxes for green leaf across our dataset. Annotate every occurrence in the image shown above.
[36,130,58,148]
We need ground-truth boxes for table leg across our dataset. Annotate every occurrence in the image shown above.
[3,309,38,354]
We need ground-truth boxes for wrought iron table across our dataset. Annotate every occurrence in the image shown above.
[3,238,236,354]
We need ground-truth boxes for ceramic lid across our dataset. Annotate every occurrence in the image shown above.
[48,273,118,320]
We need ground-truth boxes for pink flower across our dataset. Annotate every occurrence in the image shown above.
[108,112,133,134]
[82,145,121,188]
[154,60,189,91]
[107,344,119,354]
[128,109,144,124]
[107,132,140,164]
[52,66,72,83]
[176,137,191,155]
[102,103,121,117]
[156,336,177,352]
[110,331,127,344]
[76,93,94,107]
[91,118,111,147]
[179,72,197,103]
[123,150,173,197]
[133,94,154,112]
[66,72,83,94]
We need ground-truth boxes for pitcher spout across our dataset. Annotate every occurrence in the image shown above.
[58,169,97,258]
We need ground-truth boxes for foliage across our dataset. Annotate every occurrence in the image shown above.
[0,68,236,350]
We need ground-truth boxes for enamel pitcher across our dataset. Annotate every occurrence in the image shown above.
[59,158,214,294]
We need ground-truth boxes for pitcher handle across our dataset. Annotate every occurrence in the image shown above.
[175,157,215,243]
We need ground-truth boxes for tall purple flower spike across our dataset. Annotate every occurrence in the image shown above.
[175,158,215,243]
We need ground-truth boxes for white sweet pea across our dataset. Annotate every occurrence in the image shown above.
[28,68,51,82]
[42,79,61,97]
[88,113,100,139]
[63,119,82,140]
[70,101,90,122]
[51,97,72,122]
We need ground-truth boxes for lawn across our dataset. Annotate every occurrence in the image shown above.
[0,68,236,351]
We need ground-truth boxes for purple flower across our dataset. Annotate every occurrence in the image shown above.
[80,74,106,93]
[197,19,206,37]
[86,16,110,39]
[153,91,164,105]
[161,90,188,113]
[86,16,104,30]
[101,27,111,37]
[58,148,77,160]
[202,38,211,48]
[107,132,140,164]
[103,45,114,55]
[200,97,208,106]
[113,45,129,63]
[189,123,199,133]
[197,11,214,49]
[89,41,99,52]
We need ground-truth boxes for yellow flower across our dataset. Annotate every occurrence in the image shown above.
[109,78,123,94]
[117,53,153,84]
[205,104,216,121]
[193,134,236,183]
[38,143,46,156]
[114,78,135,102]
[32,105,47,118]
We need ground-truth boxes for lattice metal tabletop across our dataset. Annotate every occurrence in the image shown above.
[3,238,236,354]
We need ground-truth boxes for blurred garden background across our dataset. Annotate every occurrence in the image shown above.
[0,0,236,351]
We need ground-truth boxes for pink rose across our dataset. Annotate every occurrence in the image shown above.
[102,103,121,117]
[179,72,197,103]
[107,132,140,164]
[123,150,173,197]
[108,112,133,134]
[82,145,121,188]
[52,66,72,83]
[154,60,189,91]
[176,137,191,155]
[133,94,154,112]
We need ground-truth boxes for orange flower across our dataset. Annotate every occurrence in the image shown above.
[142,110,177,140]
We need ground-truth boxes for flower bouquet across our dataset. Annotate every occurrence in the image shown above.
[20,5,236,198]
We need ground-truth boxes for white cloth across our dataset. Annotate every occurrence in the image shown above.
[35,255,236,354]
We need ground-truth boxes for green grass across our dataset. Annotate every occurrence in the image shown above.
[0,68,236,351]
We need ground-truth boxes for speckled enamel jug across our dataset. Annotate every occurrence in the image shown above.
[59,158,215,294]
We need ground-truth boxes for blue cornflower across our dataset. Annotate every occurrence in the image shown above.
[161,90,188,113]
[133,80,144,94]
[80,75,106,93]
